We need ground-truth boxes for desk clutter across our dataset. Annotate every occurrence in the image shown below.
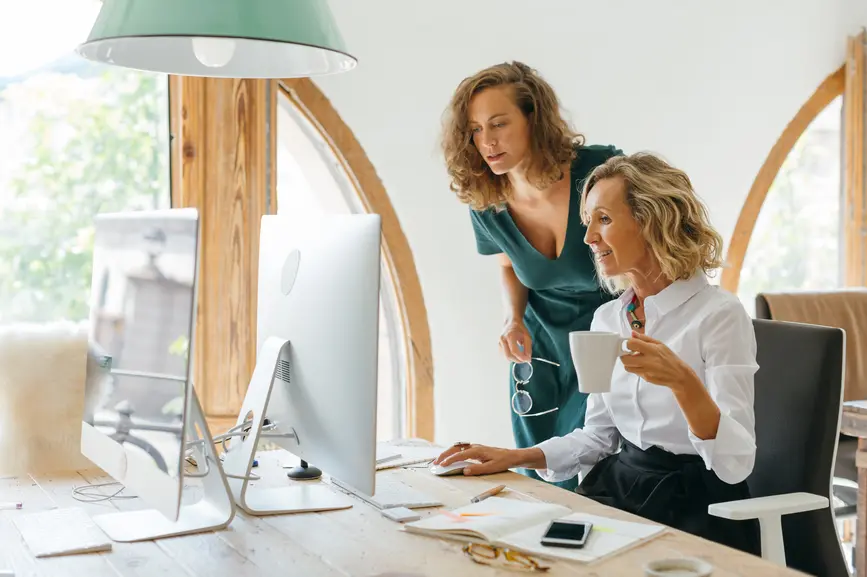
[1,442,672,575]
[403,496,665,564]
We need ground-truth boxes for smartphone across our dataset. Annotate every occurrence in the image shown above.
[539,519,593,549]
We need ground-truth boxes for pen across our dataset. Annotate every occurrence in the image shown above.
[0,502,22,511]
[470,484,506,503]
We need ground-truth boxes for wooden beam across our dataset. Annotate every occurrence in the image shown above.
[721,67,845,293]
[278,79,435,440]
[845,30,867,287]
[169,76,277,423]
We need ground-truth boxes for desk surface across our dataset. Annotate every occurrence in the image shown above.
[845,401,867,414]
[842,401,867,436]
[0,447,806,577]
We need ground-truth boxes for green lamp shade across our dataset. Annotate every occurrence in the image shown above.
[76,0,356,78]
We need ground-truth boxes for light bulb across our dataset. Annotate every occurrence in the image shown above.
[191,37,237,68]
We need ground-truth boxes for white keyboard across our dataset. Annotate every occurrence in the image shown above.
[12,507,112,558]
[331,476,442,510]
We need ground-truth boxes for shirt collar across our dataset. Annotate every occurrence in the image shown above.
[618,272,709,316]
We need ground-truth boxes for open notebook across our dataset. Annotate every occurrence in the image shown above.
[403,497,665,563]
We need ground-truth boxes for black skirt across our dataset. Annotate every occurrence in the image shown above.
[576,439,760,555]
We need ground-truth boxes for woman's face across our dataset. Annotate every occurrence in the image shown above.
[467,86,531,176]
[583,176,652,277]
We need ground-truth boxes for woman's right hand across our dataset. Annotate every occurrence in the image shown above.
[433,444,520,476]
[500,321,532,363]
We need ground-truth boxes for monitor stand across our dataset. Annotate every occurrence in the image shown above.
[221,337,354,516]
[91,388,236,542]
[285,459,322,480]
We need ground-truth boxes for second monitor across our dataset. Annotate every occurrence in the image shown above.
[222,213,382,514]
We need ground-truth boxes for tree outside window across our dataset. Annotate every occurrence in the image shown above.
[0,25,170,324]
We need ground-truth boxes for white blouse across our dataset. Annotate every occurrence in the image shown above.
[535,273,758,485]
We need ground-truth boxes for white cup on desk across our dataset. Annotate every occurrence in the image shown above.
[569,331,631,393]
[644,557,713,576]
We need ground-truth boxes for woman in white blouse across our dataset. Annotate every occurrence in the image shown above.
[435,152,759,554]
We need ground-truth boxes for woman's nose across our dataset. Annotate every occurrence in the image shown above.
[478,131,496,149]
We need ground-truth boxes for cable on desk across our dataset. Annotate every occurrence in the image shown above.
[71,481,138,503]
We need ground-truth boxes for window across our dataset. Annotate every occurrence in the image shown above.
[0,0,171,324]
[276,92,406,442]
[737,95,843,315]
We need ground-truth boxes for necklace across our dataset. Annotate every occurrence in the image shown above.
[626,295,644,330]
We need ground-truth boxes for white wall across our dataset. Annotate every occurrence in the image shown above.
[316,0,858,447]
[851,0,867,31]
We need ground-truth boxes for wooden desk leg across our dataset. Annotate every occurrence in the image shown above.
[858,438,867,577]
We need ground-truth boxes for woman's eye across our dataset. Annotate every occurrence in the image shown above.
[599,215,611,224]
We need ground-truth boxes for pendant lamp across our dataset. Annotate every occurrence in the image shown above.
[76,0,356,78]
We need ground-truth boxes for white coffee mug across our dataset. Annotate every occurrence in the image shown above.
[569,331,631,393]
[644,557,713,577]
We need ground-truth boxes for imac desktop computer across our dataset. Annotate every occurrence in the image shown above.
[221,213,384,515]
[80,208,234,541]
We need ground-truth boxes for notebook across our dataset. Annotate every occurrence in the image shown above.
[12,507,112,557]
[374,442,442,471]
[376,446,403,466]
[403,497,665,563]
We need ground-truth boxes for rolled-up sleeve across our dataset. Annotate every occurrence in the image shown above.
[533,393,621,482]
[690,299,758,484]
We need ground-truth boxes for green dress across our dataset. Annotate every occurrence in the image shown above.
[469,144,622,491]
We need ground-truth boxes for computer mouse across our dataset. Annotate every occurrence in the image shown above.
[430,460,473,476]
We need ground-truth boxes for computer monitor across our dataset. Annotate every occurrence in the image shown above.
[221,213,381,515]
[80,208,234,541]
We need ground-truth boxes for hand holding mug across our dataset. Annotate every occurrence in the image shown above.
[621,332,696,392]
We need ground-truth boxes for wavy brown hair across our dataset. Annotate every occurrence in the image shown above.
[441,61,583,211]
[580,152,724,293]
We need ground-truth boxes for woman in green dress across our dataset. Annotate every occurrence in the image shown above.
[441,61,621,491]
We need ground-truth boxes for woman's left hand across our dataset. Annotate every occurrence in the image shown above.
[621,331,697,393]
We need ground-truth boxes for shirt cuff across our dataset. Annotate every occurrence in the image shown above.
[533,437,580,483]
[688,411,756,484]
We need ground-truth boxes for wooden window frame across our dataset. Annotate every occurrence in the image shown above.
[723,29,867,295]
[721,66,846,293]
[169,76,434,440]
[844,30,867,286]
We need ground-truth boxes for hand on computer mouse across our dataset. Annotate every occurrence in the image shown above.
[434,444,517,476]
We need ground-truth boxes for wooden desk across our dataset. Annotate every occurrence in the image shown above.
[0,450,806,577]
[842,400,867,576]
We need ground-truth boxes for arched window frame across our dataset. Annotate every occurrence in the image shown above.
[721,66,846,294]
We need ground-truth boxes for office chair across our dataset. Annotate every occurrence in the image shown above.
[755,294,859,519]
[709,319,848,577]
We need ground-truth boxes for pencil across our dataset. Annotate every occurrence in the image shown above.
[470,484,506,503]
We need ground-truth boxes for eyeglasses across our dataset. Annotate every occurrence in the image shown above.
[463,543,550,572]
[511,357,560,418]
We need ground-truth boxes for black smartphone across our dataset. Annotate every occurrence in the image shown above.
[539,519,593,549]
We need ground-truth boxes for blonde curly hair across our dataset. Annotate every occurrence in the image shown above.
[441,61,583,211]
[580,152,724,293]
